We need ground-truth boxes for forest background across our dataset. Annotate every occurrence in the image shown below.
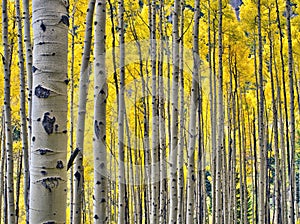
[0,0,300,223]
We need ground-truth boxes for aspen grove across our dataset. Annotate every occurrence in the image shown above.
[0,0,300,223]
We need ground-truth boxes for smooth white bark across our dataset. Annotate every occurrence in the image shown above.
[30,0,68,222]
[118,0,127,222]
[72,1,95,224]
[168,0,180,222]
[93,0,108,222]
[15,0,30,222]
[186,0,200,222]
[2,0,16,223]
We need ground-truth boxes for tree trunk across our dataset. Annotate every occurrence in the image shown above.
[2,0,15,223]
[158,3,167,224]
[22,0,33,146]
[93,0,108,223]
[275,0,288,221]
[16,0,30,222]
[72,1,95,224]
[22,0,33,219]
[69,6,76,223]
[169,0,180,222]
[150,0,159,222]
[118,0,127,222]
[30,0,69,222]
[286,0,296,222]
[177,2,185,223]
[257,0,266,223]
[0,120,4,224]
[186,0,200,222]
[216,0,224,222]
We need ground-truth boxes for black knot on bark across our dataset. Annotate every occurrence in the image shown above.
[35,85,50,98]
[56,160,64,169]
[60,15,69,27]
[42,112,56,135]
[40,22,46,32]
[94,120,100,139]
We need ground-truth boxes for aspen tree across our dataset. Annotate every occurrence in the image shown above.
[22,0,33,217]
[0,123,4,223]
[93,0,107,223]
[169,0,180,222]
[30,0,69,222]
[2,0,15,223]
[150,0,159,222]
[16,0,30,222]
[216,0,224,222]
[237,82,244,224]
[23,0,33,142]
[177,1,185,223]
[227,50,237,224]
[3,157,8,224]
[69,6,76,222]
[198,94,206,224]
[73,1,95,223]
[158,3,168,223]
[257,0,266,222]
[240,91,249,224]
[268,26,282,223]
[118,0,127,222]
[186,0,200,222]
[275,0,288,221]
[207,2,217,223]
[22,0,33,218]
[15,150,23,223]
[285,0,296,222]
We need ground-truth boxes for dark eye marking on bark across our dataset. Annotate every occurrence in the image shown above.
[100,163,105,169]
[55,124,59,132]
[60,15,69,27]
[42,221,55,224]
[56,160,64,169]
[35,85,50,98]
[74,171,81,187]
[37,148,53,155]
[40,21,46,32]
[32,66,37,73]
[67,147,80,170]
[64,79,69,85]
[42,113,56,135]
[94,120,100,139]
[38,177,63,192]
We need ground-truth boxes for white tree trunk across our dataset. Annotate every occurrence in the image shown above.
[93,0,108,222]
[2,0,15,223]
[150,1,159,223]
[30,0,69,222]
[158,3,167,223]
[72,1,95,224]
[169,0,180,222]
[16,0,30,222]
[186,0,200,222]
[177,2,185,223]
[285,1,296,223]
[216,0,224,222]
[257,0,266,223]
[118,0,127,222]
